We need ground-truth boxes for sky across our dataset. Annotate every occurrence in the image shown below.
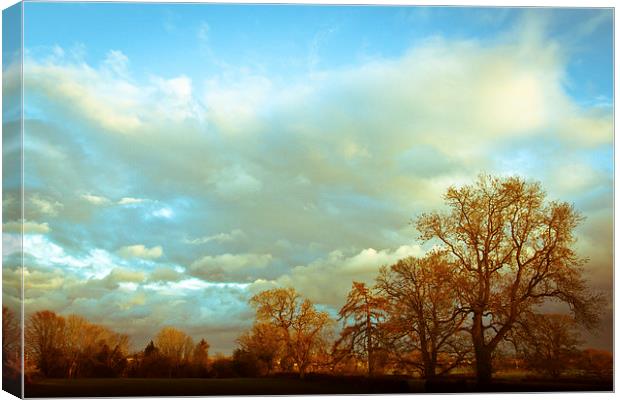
[1,3,614,354]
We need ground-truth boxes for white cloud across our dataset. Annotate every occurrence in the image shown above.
[2,233,21,256]
[152,207,174,219]
[208,165,263,199]
[549,161,608,195]
[189,252,272,282]
[22,236,118,277]
[186,229,245,245]
[204,73,272,134]
[24,52,203,134]
[23,266,66,291]
[117,244,163,260]
[103,50,129,77]
[29,194,63,216]
[251,244,425,306]
[3,220,50,234]
[149,266,184,283]
[118,197,147,205]
[25,61,144,133]
[106,267,146,284]
[81,193,111,206]
[150,75,199,121]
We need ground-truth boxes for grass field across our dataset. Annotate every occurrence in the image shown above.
[23,376,613,397]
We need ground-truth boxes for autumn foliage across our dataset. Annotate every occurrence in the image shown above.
[4,175,609,385]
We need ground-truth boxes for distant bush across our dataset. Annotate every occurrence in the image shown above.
[210,357,237,378]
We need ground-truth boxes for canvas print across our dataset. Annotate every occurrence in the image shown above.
[1,2,614,397]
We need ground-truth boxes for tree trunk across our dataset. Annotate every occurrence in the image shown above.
[419,333,434,379]
[471,311,493,386]
[424,350,437,379]
[366,302,373,377]
[424,364,436,379]
[299,364,306,379]
[474,347,492,386]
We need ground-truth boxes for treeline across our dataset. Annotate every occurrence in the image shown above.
[125,329,210,378]
[9,309,213,380]
[233,286,611,381]
[234,176,611,383]
[5,286,610,383]
[23,310,129,379]
[2,175,613,384]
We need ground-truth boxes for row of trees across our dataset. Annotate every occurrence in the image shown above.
[5,299,610,383]
[2,307,20,385]
[24,310,129,378]
[126,328,210,378]
[14,309,213,380]
[3,175,610,384]
[236,176,607,383]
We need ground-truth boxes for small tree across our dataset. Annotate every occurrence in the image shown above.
[513,313,581,378]
[154,327,194,377]
[134,340,169,378]
[25,310,67,377]
[144,340,157,357]
[334,282,386,376]
[376,252,468,378]
[250,288,332,378]
[237,322,283,375]
[2,307,20,384]
[579,348,612,379]
[192,339,210,377]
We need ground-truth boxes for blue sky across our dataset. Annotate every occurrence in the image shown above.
[2,3,613,353]
[24,5,613,102]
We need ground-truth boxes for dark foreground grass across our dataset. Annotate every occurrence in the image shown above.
[24,376,612,397]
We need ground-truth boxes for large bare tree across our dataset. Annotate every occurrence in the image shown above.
[376,251,469,378]
[416,175,600,384]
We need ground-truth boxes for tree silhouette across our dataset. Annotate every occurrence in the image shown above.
[250,288,332,378]
[24,311,129,378]
[193,339,210,376]
[376,252,469,378]
[154,327,194,377]
[334,282,386,376]
[416,175,601,384]
[144,340,157,357]
[511,313,581,378]
[579,348,613,379]
[2,307,20,383]
[237,322,283,375]
[25,310,67,377]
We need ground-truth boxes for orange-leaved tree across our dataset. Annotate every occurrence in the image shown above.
[416,175,601,384]
[334,282,386,376]
[250,288,332,378]
[376,251,469,378]
[154,326,194,377]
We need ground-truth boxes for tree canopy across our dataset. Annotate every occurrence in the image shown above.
[416,174,601,383]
